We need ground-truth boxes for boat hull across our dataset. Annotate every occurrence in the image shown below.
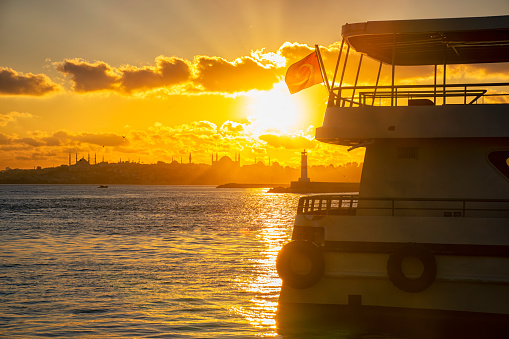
[276,301,509,339]
[277,211,509,337]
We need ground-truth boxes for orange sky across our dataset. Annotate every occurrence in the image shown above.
[1,0,508,169]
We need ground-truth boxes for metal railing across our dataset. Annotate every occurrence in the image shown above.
[297,194,509,218]
[328,82,509,107]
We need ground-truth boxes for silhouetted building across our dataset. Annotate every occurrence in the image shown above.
[212,153,240,168]
[298,150,310,182]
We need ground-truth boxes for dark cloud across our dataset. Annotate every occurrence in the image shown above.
[15,152,56,161]
[0,133,12,145]
[194,56,279,92]
[18,137,45,147]
[0,68,59,96]
[55,59,119,92]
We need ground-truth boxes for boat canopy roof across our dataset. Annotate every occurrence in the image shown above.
[342,15,509,65]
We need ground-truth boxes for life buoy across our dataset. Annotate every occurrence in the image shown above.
[276,240,324,289]
[387,244,437,293]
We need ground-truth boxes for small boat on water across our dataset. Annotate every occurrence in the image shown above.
[276,15,509,337]
[98,185,108,188]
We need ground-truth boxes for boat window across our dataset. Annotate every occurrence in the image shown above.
[397,147,419,159]
[488,151,509,180]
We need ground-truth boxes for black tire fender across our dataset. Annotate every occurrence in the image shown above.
[387,244,437,293]
[276,240,324,289]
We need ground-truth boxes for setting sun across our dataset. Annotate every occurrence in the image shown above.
[245,82,305,134]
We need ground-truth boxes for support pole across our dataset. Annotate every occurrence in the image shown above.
[391,33,397,106]
[372,61,383,105]
[443,63,447,105]
[443,42,447,105]
[330,39,345,98]
[315,45,330,93]
[340,44,350,107]
[350,54,364,107]
[434,64,437,104]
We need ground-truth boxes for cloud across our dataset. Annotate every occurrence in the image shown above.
[193,55,280,92]
[219,121,245,134]
[15,151,57,162]
[119,56,191,92]
[0,133,12,145]
[55,59,119,92]
[0,68,59,96]
[0,118,365,169]
[18,137,45,147]
[0,111,34,126]
[50,43,336,95]
[54,54,282,94]
[52,130,127,147]
[277,42,316,65]
[258,133,316,149]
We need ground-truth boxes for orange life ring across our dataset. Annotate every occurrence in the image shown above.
[387,244,437,293]
[276,240,324,289]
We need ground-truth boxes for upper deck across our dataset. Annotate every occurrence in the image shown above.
[316,16,509,146]
[342,15,509,66]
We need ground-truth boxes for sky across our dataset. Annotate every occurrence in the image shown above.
[1,0,508,169]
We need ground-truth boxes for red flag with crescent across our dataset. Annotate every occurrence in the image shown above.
[285,51,323,94]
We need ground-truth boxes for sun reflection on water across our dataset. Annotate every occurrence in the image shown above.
[232,192,296,336]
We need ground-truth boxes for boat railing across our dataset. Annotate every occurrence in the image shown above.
[328,82,509,107]
[297,195,509,218]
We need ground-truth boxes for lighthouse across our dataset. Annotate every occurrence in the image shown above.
[298,150,310,182]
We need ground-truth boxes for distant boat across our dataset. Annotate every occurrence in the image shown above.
[98,185,108,188]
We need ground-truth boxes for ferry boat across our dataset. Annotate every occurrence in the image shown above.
[276,15,509,337]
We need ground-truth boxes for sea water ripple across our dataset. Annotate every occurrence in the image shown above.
[0,185,300,338]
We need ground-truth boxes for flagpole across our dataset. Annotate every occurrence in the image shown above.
[315,45,330,93]
[329,39,345,105]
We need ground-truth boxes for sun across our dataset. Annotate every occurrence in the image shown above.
[246,81,305,134]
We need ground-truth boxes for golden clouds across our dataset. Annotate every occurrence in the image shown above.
[0,130,126,148]
[52,54,283,95]
[55,57,192,93]
[0,111,34,127]
[55,59,118,92]
[258,134,315,149]
[52,131,127,147]
[1,42,346,98]
[0,68,59,96]
[120,57,191,92]
[193,55,279,92]
[0,115,364,169]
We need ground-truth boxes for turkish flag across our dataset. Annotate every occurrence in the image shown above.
[285,51,323,94]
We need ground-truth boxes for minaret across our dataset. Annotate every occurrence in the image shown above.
[68,153,71,166]
[298,150,310,182]
[189,152,192,164]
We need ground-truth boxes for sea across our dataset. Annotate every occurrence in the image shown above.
[1,184,362,338]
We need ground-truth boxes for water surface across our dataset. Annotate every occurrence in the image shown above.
[1,185,299,338]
